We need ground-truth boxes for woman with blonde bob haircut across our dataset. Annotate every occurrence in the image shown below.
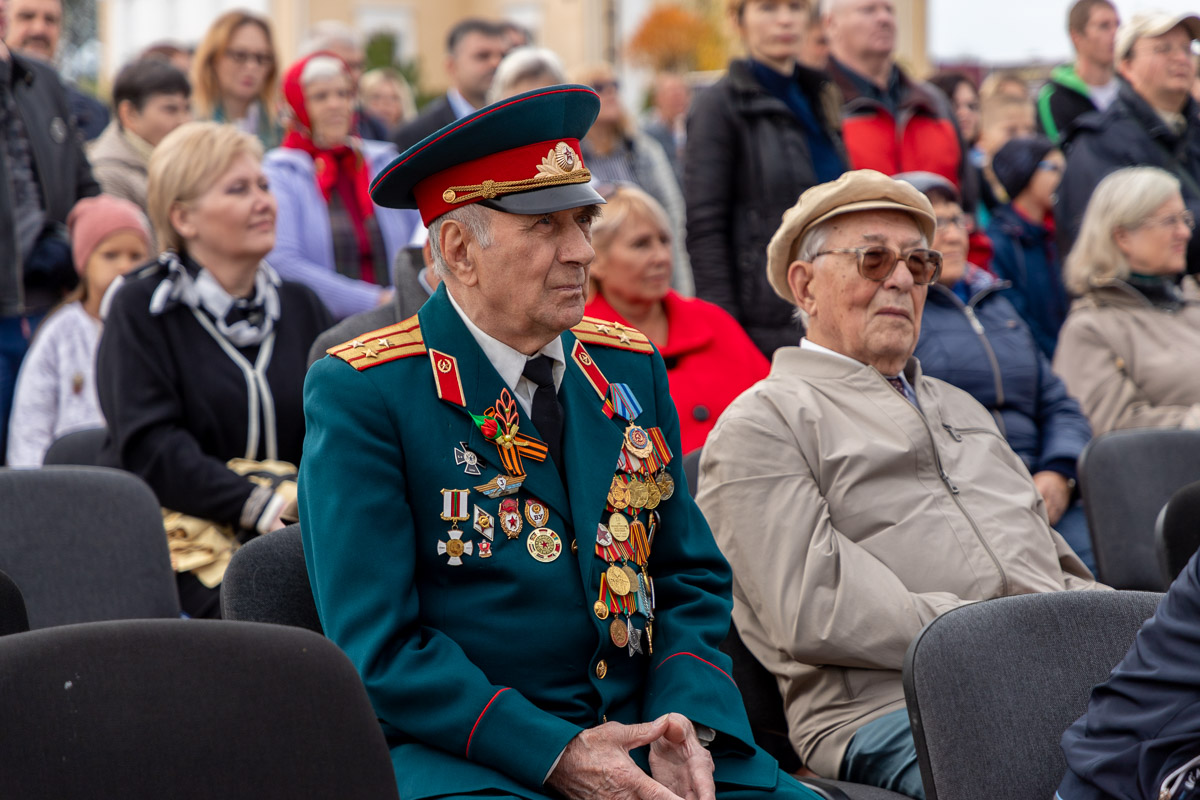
[97,121,331,618]
[584,185,767,453]
[191,10,283,148]
[1054,166,1200,435]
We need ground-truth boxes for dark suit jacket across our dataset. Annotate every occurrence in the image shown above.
[392,95,460,152]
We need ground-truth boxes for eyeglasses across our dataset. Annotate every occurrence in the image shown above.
[1139,210,1196,231]
[935,214,974,232]
[1149,39,1196,59]
[592,80,620,93]
[813,245,943,285]
[224,49,273,67]
[1037,160,1064,173]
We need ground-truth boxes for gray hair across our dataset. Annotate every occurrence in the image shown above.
[300,20,364,55]
[427,205,495,278]
[299,55,346,87]
[488,47,566,103]
[790,221,835,326]
[1065,166,1182,294]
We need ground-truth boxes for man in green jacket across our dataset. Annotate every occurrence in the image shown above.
[1037,0,1120,144]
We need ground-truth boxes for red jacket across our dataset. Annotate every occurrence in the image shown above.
[827,58,964,189]
[585,291,770,454]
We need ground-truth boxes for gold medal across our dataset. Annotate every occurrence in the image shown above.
[628,477,650,510]
[624,425,653,458]
[594,600,610,620]
[656,471,675,501]
[610,618,629,648]
[445,538,464,558]
[645,478,661,510]
[608,475,629,510]
[606,565,632,596]
[608,512,630,542]
[524,499,549,527]
[622,565,640,591]
[527,528,563,562]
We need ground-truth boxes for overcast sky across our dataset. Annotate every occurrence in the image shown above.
[928,0,1200,64]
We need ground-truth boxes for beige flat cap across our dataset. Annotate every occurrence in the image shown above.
[765,169,937,305]
[1117,11,1200,60]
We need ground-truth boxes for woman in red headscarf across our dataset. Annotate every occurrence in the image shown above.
[263,52,422,319]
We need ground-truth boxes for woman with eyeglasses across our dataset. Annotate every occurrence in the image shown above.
[261,52,420,320]
[191,10,283,149]
[986,136,1069,358]
[584,186,768,454]
[1055,166,1200,437]
[571,63,692,296]
[903,171,1096,573]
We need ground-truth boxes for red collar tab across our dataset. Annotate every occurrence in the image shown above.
[413,138,590,226]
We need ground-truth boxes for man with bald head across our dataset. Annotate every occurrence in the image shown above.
[697,170,1101,798]
[822,0,964,194]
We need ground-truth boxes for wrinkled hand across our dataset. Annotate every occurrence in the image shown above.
[1033,470,1071,526]
[649,713,716,800]
[546,718,686,800]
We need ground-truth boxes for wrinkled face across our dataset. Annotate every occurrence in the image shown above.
[827,0,896,60]
[467,206,598,345]
[216,22,273,105]
[790,210,927,374]
[1074,4,1120,66]
[739,0,807,69]
[592,216,673,306]
[1120,26,1196,110]
[1114,193,1192,276]
[447,31,506,102]
[304,73,354,145]
[7,0,60,61]
[173,153,277,265]
[931,199,969,286]
[952,82,980,143]
[85,230,149,302]
[123,92,191,147]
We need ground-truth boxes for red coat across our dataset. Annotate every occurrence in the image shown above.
[585,291,770,454]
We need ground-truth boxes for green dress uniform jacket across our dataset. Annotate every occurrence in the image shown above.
[299,285,786,799]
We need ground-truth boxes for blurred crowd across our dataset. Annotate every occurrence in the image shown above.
[5,0,1200,794]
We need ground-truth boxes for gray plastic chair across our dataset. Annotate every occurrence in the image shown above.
[221,524,322,633]
[1078,428,1200,590]
[42,427,107,466]
[903,590,1163,800]
[0,569,28,636]
[1156,479,1200,587]
[0,466,179,628]
[0,618,399,798]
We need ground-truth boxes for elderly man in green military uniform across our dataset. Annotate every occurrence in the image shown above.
[298,85,826,800]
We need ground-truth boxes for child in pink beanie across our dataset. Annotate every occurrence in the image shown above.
[7,196,152,466]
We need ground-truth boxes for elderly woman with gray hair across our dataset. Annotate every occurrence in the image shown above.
[1054,166,1200,436]
[262,51,421,319]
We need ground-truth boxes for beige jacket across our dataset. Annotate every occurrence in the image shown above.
[696,347,1100,778]
[87,121,150,212]
[1053,278,1200,436]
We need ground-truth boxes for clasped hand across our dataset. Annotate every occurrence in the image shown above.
[546,712,716,800]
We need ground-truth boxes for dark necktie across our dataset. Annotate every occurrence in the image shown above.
[522,355,564,471]
[886,376,907,396]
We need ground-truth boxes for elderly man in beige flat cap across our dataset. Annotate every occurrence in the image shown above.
[696,170,1103,799]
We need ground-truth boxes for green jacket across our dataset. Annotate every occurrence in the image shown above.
[299,285,780,799]
[1036,64,1098,144]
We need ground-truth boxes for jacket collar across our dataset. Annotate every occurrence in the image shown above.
[826,56,941,117]
[726,58,832,114]
[1111,79,1198,145]
[1077,276,1195,312]
[927,266,1009,307]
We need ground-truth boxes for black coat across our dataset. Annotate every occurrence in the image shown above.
[1057,80,1200,272]
[97,262,332,525]
[684,60,846,356]
[392,95,459,153]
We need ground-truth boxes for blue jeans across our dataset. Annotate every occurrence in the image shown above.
[0,313,44,464]
[840,708,926,799]
[1054,501,1096,576]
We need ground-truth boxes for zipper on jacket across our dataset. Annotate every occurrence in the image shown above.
[891,379,1009,595]
[962,302,1006,407]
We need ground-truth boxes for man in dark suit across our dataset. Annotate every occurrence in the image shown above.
[392,18,506,152]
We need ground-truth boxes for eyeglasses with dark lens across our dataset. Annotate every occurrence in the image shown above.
[225,49,273,67]
[813,245,943,285]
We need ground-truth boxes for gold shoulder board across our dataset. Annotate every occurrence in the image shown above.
[571,316,655,354]
[327,314,426,371]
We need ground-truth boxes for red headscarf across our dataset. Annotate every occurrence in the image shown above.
[281,51,375,221]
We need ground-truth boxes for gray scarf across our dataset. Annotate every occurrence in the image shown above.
[148,250,281,347]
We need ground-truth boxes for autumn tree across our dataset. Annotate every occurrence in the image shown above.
[627,5,727,73]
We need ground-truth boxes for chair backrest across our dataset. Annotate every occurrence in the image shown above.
[221,524,322,633]
[0,619,399,798]
[0,467,180,628]
[719,624,803,774]
[903,590,1163,800]
[684,448,702,498]
[1078,429,1200,589]
[0,569,29,636]
[1156,479,1200,587]
[41,427,108,466]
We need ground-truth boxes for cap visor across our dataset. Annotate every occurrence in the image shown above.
[481,182,606,216]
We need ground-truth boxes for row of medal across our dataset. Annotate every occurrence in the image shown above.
[436,489,563,565]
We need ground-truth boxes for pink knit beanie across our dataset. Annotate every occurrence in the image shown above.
[66,195,153,276]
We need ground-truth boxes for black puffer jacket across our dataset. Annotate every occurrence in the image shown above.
[684,60,846,356]
[1057,80,1200,273]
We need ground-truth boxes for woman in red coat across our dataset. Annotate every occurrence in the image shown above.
[586,186,769,453]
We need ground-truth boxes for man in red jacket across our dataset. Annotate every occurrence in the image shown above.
[823,0,966,193]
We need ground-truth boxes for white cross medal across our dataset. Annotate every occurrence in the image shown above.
[438,489,472,565]
[455,442,482,476]
[437,531,474,566]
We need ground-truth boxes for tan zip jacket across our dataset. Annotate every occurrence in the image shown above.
[697,347,1101,778]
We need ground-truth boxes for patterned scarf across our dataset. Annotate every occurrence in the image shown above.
[148,250,281,347]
